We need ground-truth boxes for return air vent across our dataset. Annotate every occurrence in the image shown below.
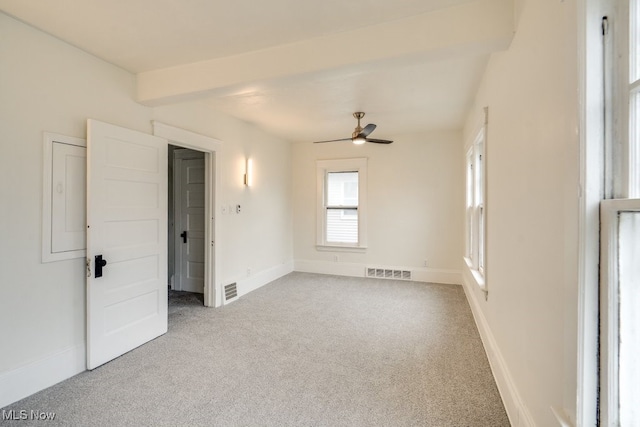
[366,267,412,281]
[224,283,238,301]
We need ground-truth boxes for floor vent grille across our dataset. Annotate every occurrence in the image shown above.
[224,283,238,301]
[366,267,412,281]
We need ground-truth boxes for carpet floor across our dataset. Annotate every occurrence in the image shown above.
[1,272,510,426]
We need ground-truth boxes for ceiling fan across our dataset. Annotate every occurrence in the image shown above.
[313,112,393,145]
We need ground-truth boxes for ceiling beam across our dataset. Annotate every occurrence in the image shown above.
[137,0,514,106]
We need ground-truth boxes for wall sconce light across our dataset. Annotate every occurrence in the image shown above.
[244,158,253,187]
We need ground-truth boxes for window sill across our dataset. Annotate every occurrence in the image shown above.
[316,245,367,253]
[464,257,487,292]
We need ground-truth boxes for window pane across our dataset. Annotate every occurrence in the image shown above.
[466,154,473,208]
[631,90,640,197]
[619,211,640,426]
[478,205,484,270]
[632,0,640,82]
[327,172,358,206]
[476,143,484,205]
[326,208,358,243]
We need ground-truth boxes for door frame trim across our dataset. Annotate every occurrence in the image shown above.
[153,121,222,308]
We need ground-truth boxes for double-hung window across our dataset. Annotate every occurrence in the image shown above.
[316,158,368,249]
[465,108,487,287]
[600,1,640,424]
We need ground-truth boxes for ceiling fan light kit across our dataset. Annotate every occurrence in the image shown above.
[313,112,393,145]
[352,135,367,145]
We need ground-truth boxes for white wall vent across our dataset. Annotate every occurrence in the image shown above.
[366,267,412,281]
[224,283,238,301]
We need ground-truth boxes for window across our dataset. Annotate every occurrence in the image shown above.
[600,1,640,424]
[630,0,640,197]
[465,108,487,286]
[316,158,367,249]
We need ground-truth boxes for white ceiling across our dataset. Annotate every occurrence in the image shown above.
[0,0,513,142]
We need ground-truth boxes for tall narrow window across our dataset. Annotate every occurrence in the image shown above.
[630,0,640,197]
[600,1,640,424]
[476,139,485,273]
[326,171,359,244]
[465,108,487,287]
[465,151,474,260]
[316,158,368,249]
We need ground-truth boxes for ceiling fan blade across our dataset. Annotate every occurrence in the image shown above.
[313,137,352,144]
[366,138,393,144]
[360,123,377,137]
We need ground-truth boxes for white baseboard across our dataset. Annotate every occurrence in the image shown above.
[0,344,86,409]
[233,261,294,301]
[294,259,461,285]
[411,268,462,285]
[461,269,535,427]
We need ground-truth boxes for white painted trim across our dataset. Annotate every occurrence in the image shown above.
[315,245,367,253]
[231,261,295,302]
[0,344,85,408]
[463,256,486,291]
[576,1,609,424]
[152,121,222,150]
[152,121,221,308]
[41,132,87,263]
[316,158,368,250]
[462,269,535,427]
[294,259,462,285]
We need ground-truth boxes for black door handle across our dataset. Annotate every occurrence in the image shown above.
[95,255,107,278]
[180,231,187,244]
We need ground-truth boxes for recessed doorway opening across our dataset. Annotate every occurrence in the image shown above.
[168,145,206,298]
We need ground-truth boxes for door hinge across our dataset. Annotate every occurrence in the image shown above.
[602,16,609,36]
[86,258,91,278]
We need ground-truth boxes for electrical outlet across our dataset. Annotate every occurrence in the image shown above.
[236,204,241,214]
[423,259,428,267]
[247,267,251,276]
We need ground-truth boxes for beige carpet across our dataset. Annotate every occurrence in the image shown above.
[1,272,509,426]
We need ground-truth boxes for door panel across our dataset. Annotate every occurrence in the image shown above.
[176,157,205,293]
[87,119,168,370]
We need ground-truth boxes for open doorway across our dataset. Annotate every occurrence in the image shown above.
[152,121,221,309]
[168,145,206,306]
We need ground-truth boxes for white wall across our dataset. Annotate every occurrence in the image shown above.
[292,132,463,283]
[0,10,153,387]
[461,1,579,426]
[153,99,294,295]
[0,12,292,407]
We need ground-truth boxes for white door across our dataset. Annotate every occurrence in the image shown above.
[86,119,168,370]
[175,154,205,293]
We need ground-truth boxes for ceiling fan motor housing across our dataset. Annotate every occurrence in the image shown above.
[352,112,365,137]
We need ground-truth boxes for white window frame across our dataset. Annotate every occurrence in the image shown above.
[600,198,640,426]
[464,108,487,290]
[599,0,640,424]
[316,158,368,251]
